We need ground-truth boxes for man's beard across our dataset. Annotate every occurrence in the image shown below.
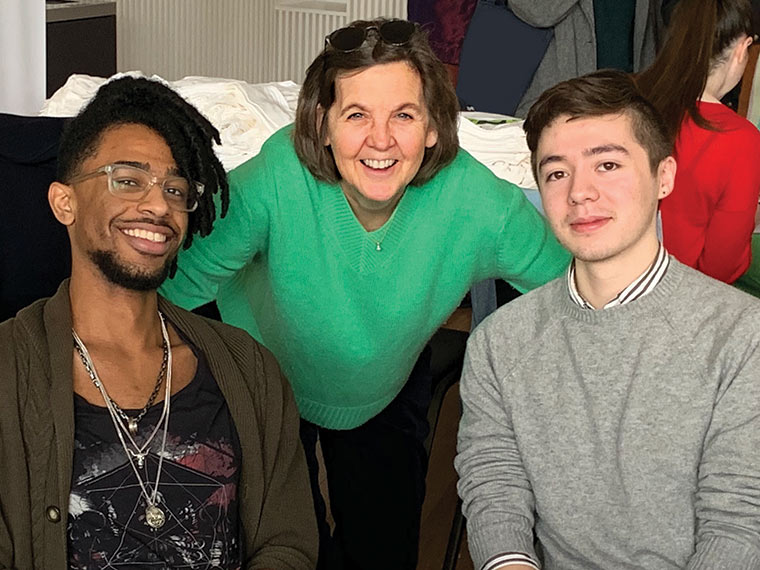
[89,249,174,291]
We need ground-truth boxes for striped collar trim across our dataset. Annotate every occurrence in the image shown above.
[567,243,670,310]
[481,552,539,570]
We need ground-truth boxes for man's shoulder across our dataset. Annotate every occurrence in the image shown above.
[670,261,760,330]
[0,295,58,402]
[159,297,251,344]
[0,313,27,364]
[0,295,57,355]
[674,260,760,307]
[473,277,565,344]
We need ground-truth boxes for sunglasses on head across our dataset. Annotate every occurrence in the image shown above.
[325,19,417,52]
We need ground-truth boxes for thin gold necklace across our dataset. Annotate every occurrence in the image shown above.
[370,202,401,252]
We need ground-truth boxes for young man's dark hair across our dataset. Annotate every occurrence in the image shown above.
[57,76,229,250]
[523,69,673,181]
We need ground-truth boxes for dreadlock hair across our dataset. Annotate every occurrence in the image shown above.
[57,76,229,260]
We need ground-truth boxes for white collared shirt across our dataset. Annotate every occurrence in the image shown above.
[567,243,670,310]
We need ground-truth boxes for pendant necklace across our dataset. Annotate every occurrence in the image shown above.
[112,342,167,435]
[370,203,400,252]
[73,329,168,468]
[72,312,173,530]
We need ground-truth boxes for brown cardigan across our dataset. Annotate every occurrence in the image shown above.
[0,280,317,570]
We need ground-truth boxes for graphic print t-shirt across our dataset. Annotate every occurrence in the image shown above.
[68,345,242,570]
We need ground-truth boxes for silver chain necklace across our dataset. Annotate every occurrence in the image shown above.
[72,312,173,530]
[111,336,168,435]
[73,323,169,467]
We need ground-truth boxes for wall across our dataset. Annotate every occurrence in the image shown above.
[0,0,45,114]
[116,0,407,84]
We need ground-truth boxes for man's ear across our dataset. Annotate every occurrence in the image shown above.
[317,104,330,147]
[48,182,76,226]
[657,156,677,200]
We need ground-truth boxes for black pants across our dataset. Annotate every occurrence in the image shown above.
[299,345,433,570]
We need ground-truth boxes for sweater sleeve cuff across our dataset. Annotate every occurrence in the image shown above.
[468,520,538,570]
[482,551,540,570]
[686,535,760,569]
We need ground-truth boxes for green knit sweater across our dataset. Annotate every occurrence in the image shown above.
[160,126,570,429]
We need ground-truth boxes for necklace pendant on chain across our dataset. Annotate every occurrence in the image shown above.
[128,417,138,435]
[133,451,146,469]
[375,242,382,251]
[145,504,166,529]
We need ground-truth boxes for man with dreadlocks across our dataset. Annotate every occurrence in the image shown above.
[0,76,317,569]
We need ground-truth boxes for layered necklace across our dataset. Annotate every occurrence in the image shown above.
[72,312,172,530]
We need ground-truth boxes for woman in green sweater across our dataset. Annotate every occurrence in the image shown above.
[161,18,569,569]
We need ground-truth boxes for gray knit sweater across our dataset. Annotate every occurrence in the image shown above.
[456,260,760,569]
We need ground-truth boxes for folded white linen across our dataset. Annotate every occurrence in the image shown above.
[458,112,536,190]
[40,74,536,191]
[40,72,298,171]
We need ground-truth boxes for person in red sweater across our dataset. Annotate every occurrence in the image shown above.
[638,0,760,284]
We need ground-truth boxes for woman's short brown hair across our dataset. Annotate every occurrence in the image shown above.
[293,18,459,187]
[523,70,673,184]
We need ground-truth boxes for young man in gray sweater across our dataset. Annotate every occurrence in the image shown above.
[455,70,760,570]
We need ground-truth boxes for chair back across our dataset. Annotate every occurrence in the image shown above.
[0,113,70,321]
[738,42,760,120]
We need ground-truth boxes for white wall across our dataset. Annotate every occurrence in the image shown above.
[0,0,46,115]
[116,0,407,85]
[117,0,277,83]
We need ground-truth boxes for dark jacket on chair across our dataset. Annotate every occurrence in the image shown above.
[0,113,70,321]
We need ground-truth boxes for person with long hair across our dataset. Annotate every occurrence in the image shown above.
[637,0,760,284]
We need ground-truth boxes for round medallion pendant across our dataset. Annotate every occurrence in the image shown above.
[145,504,166,529]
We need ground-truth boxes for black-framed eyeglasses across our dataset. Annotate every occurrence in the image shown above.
[68,163,204,212]
[325,19,417,52]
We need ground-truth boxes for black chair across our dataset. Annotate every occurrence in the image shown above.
[425,327,468,455]
[430,283,522,570]
[425,326,469,570]
[0,113,70,321]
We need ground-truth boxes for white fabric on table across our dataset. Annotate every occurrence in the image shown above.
[458,111,536,190]
[40,72,299,172]
[41,74,536,192]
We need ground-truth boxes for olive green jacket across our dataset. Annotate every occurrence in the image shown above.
[0,280,317,570]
